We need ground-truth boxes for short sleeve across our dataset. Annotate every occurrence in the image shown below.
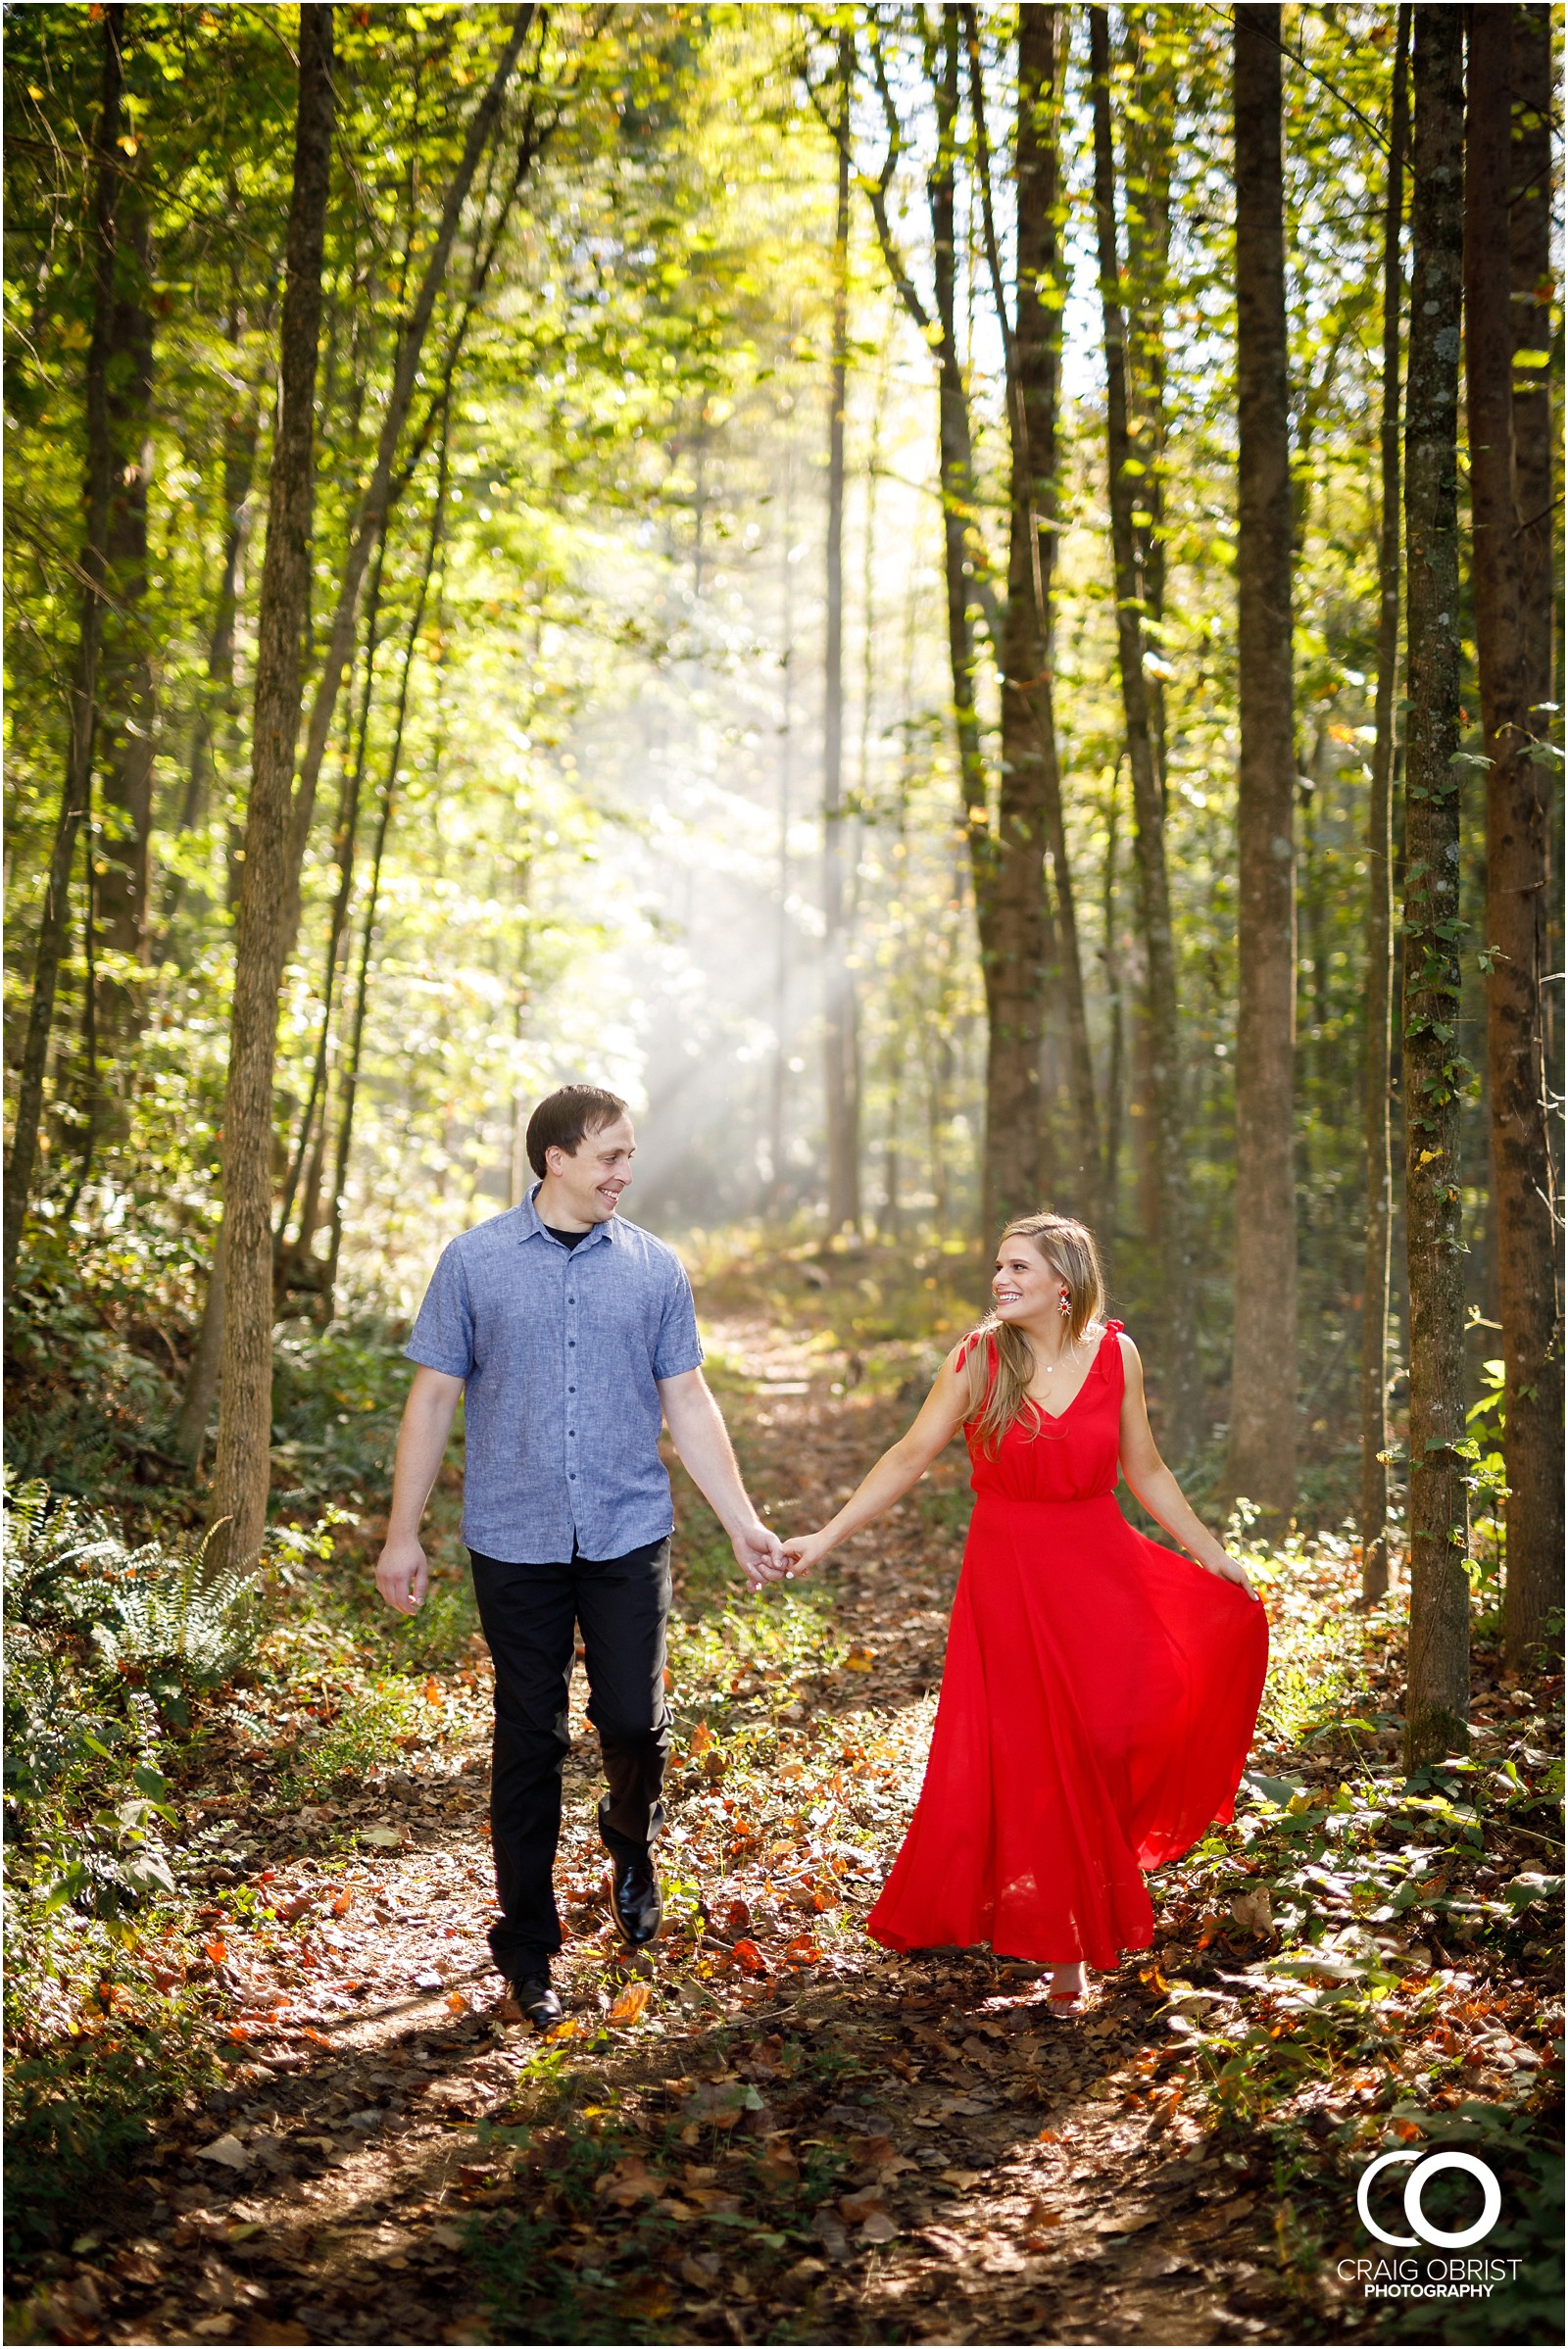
[652,1255,704,1380]
[404,1242,475,1379]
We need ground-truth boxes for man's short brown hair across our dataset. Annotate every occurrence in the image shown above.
[525,1085,631,1180]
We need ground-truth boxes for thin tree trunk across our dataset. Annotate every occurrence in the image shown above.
[1122,8,1174,793]
[1101,762,1126,1250]
[325,412,451,1298]
[822,31,858,1237]
[275,533,389,1264]
[172,1216,224,1467]
[1088,6,1200,1462]
[922,19,995,1047]
[95,187,156,1037]
[1401,4,1469,1768]
[206,8,336,1573]
[770,434,795,1212]
[3,9,125,1310]
[1360,7,1409,1606]
[63,816,101,1220]
[282,8,533,956]
[1466,3,1563,1667]
[1228,4,1298,1520]
[162,285,270,944]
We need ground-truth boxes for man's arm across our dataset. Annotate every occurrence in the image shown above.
[659,1367,787,1590]
[374,1365,465,1614]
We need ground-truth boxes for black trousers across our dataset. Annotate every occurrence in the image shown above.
[468,1539,672,1979]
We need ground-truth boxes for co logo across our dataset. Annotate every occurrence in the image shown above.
[1357,2151,1502,2250]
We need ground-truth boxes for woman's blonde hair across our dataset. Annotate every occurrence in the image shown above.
[960,1212,1107,1455]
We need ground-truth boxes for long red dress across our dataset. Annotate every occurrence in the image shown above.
[867,1324,1269,1970]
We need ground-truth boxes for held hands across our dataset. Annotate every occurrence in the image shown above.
[375,1536,430,1616]
[732,1519,790,1591]
[733,1521,833,1586]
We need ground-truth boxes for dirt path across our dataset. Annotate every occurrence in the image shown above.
[24,1315,1547,2347]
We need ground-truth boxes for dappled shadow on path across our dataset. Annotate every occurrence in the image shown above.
[14,1310,1463,2347]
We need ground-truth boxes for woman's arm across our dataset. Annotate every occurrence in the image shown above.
[782,1346,972,1575]
[1115,1335,1260,1599]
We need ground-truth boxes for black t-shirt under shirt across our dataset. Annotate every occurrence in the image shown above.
[542,1223,590,1251]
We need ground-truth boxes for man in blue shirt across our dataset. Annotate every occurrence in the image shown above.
[375,1084,786,2028]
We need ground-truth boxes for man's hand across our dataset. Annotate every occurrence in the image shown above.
[731,1518,788,1591]
[376,1367,462,1617]
[376,1534,430,1616]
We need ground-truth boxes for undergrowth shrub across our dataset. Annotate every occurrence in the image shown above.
[4,1476,261,1917]
[275,1676,425,1803]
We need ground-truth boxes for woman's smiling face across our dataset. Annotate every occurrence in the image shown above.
[991,1235,1060,1324]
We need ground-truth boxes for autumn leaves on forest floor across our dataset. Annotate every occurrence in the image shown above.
[6,1253,1564,2348]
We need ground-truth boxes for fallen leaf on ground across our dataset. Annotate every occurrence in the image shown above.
[609,1981,652,2026]
[596,2155,662,2206]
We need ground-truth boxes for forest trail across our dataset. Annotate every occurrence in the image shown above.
[17,1307,1557,2349]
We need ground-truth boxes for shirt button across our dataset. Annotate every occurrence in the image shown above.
[568,1385,575,1394]
[568,1339,575,1346]
[569,1472,577,1480]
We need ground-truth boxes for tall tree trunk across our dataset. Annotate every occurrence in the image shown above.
[1088,5,1200,1462]
[1467,2,1563,1667]
[986,5,1097,1232]
[1508,0,1563,1663]
[206,7,336,1574]
[2,5,125,1311]
[95,187,156,1042]
[980,8,1049,1236]
[1228,5,1298,1520]
[282,8,533,958]
[822,32,858,1236]
[1401,5,1469,1768]
[1361,7,1409,1606]
[859,16,1051,1244]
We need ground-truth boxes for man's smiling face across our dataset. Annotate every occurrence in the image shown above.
[544,1116,636,1226]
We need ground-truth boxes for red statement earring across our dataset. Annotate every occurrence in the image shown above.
[1057,1284,1071,1317]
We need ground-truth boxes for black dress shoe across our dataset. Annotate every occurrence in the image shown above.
[510,1972,563,2031]
[608,1849,662,1948]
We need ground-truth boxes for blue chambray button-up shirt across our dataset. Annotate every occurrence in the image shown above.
[403,1185,704,1563]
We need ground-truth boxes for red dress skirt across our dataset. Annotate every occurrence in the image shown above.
[866,1324,1269,1970]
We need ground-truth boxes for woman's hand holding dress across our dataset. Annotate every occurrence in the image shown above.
[1192,1549,1260,1601]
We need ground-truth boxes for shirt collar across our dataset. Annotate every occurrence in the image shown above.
[518,1181,615,1251]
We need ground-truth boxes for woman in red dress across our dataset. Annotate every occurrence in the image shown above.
[782,1212,1268,2006]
